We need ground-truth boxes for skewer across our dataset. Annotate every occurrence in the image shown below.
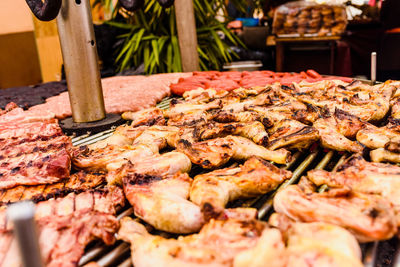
[96,243,130,267]
[364,241,379,267]
[79,245,109,266]
[73,129,115,146]
[318,153,348,193]
[118,258,133,267]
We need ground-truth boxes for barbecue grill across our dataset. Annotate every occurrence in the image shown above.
[65,96,399,267]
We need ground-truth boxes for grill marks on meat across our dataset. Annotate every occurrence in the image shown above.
[118,216,267,267]
[0,148,71,190]
[0,107,72,190]
[0,186,123,267]
[0,171,106,205]
[190,157,292,216]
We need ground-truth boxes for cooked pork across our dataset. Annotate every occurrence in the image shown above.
[0,186,124,267]
[0,171,106,205]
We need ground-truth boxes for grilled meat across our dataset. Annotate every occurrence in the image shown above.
[370,147,400,163]
[190,157,291,214]
[0,171,106,205]
[267,119,319,150]
[313,109,365,153]
[165,99,222,126]
[233,227,287,267]
[0,148,71,190]
[0,186,124,267]
[267,213,363,267]
[107,151,191,185]
[273,184,397,242]
[118,216,266,267]
[122,107,166,127]
[308,154,400,227]
[123,172,203,233]
[176,135,290,168]
[193,121,269,146]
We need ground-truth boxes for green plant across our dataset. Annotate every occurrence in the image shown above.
[93,0,245,74]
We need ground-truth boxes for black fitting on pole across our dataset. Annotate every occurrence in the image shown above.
[25,0,62,21]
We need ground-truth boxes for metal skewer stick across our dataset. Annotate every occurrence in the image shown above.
[7,202,44,267]
[371,52,377,85]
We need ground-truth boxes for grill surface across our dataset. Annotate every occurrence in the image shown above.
[69,97,397,267]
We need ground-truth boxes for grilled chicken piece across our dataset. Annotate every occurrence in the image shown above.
[212,110,262,124]
[182,88,228,103]
[233,227,287,267]
[267,119,319,150]
[165,99,222,126]
[194,121,269,146]
[88,125,148,150]
[122,107,166,127]
[221,92,271,113]
[356,125,398,150]
[177,135,290,168]
[313,109,365,153]
[106,151,191,185]
[190,157,291,214]
[274,184,397,242]
[391,98,400,119]
[123,171,203,233]
[132,125,180,152]
[267,213,363,267]
[72,144,154,171]
[370,148,400,163]
[118,217,266,267]
[295,80,393,121]
[308,154,400,225]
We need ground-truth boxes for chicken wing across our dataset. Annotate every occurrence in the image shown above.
[118,217,266,267]
[267,119,319,150]
[176,135,290,169]
[313,109,365,153]
[122,107,166,127]
[106,151,192,185]
[273,184,397,242]
[122,171,204,234]
[268,213,363,267]
[190,157,291,214]
[193,121,269,146]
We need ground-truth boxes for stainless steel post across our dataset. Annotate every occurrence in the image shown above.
[57,0,106,123]
[7,202,44,267]
[371,52,377,85]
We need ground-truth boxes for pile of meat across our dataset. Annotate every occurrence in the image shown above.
[69,78,400,266]
[0,186,124,267]
[29,73,191,119]
[170,69,353,95]
[0,103,125,267]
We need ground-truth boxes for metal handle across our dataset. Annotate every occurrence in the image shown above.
[57,0,106,123]
[371,52,377,85]
[25,0,62,21]
[7,202,44,267]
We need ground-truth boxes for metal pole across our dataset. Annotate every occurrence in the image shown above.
[7,202,44,267]
[57,0,106,123]
[371,52,377,85]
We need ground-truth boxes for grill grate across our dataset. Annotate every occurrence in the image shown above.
[69,97,393,267]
